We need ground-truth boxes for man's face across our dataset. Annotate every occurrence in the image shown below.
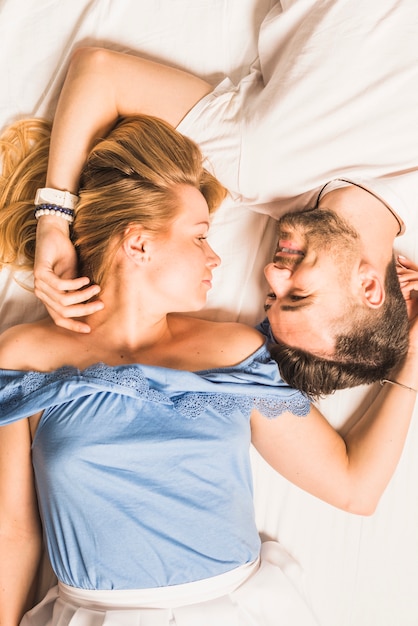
[264,208,360,357]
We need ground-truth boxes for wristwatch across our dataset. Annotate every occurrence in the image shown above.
[34,187,79,210]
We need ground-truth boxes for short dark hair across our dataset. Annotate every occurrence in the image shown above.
[269,258,409,397]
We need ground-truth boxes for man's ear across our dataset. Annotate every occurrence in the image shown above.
[359,263,385,308]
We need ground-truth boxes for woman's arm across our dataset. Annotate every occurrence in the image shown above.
[251,263,418,514]
[35,47,212,332]
[47,47,212,194]
[0,418,43,626]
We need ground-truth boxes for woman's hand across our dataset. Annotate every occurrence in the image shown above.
[34,217,103,333]
[32,47,210,333]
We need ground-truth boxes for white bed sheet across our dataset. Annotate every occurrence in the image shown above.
[1,2,418,625]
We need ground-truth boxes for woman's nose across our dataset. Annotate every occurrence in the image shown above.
[206,242,221,268]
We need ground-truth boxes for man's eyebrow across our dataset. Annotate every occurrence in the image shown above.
[280,301,312,312]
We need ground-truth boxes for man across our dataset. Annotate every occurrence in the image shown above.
[34,0,418,393]
[262,180,412,395]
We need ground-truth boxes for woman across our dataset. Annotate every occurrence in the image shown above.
[29,46,414,397]
[0,114,417,626]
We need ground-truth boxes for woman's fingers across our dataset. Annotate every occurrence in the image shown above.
[34,272,103,333]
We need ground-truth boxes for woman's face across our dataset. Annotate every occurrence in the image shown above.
[144,184,221,313]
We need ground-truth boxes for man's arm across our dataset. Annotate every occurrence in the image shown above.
[35,47,212,332]
[252,361,417,514]
[251,262,418,513]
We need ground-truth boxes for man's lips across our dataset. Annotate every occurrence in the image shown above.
[275,240,305,262]
[278,240,305,255]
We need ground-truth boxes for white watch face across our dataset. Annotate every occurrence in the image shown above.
[46,191,63,203]
[35,188,62,204]
[35,188,77,209]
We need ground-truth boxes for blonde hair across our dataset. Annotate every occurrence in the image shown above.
[0,119,49,269]
[0,115,226,285]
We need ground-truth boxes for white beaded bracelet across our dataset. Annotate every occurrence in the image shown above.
[34,204,75,223]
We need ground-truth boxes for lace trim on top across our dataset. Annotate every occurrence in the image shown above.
[174,393,309,419]
[1,362,310,419]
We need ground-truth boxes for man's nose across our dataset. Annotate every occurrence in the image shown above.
[264,263,292,296]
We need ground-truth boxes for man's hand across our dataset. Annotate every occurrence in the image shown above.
[397,256,418,357]
[34,217,103,333]
[397,256,418,320]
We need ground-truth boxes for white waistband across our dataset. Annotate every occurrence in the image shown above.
[58,558,260,610]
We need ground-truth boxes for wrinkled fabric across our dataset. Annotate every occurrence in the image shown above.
[21,542,319,626]
[179,0,418,226]
[0,342,310,590]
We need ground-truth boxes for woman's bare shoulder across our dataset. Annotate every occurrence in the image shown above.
[172,315,265,368]
[0,318,59,370]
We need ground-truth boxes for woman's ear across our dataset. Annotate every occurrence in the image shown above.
[121,226,150,265]
[358,263,385,308]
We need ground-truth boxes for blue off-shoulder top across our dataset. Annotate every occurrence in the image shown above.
[0,341,310,590]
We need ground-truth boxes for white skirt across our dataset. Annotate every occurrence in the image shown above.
[21,542,319,626]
